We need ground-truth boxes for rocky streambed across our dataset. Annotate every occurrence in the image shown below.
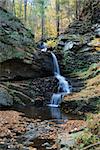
[0,107,86,150]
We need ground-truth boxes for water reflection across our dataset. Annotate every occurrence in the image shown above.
[50,107,67,120]
[13,106,68,122]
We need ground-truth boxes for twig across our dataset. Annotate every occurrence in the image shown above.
[81,142,100,150]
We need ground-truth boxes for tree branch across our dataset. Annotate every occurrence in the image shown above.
[81,142,100,150]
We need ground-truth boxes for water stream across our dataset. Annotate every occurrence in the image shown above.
[5,52,72,149]
[48,52,70,107]
[12,52,72,125]
[13,105,68,123]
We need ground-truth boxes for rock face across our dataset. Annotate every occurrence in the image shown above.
[0,88,13,106]
[57,0,100,114]
[0,77,58,106]
[0,53,53,81]
[0,7,53,81]
[0,7,54,106]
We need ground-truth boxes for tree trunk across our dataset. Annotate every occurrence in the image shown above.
[12,0,16,15]
[76,0,78,19]
[19,0,22,18]
[41,1,45,41]
[56,0,60,37]
[24,0,27,22]
[67,0,71,24]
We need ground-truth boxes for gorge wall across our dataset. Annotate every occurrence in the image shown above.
[0,7,55,106]
[57,0,100,114]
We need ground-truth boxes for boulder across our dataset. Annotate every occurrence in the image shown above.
[0,88,13,106]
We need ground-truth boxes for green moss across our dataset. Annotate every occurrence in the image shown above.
[0,8,35,63]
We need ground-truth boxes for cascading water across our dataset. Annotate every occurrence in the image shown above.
[51,52,60,75]
[48,52,70,107]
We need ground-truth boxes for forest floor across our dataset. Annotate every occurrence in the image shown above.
[0,109,86,150]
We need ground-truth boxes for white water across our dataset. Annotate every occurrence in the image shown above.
[48,52,70,107]
[55,73,70,94]
[51,52,60,75]
[48,93,62,107]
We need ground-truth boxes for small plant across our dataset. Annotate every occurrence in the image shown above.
[76,130,99,148]
[86,114,100,135]
[72,114,100,149]
[47,39,58,48]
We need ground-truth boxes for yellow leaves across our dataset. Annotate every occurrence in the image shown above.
[90,38,100,51]
[91,38,100,46]
[46,21,57,37]
[95,47,100,51]
[47,39,58,48]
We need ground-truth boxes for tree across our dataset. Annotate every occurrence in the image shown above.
[76,0,84,20]
[12,0,16,15]
[19,0,22,18]
[41,0,45,40]
[24,0,27,21]
[56,0,60,36]
[4,0,86,40]
[34,0,48,40]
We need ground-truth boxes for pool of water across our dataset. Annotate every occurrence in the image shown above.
[12,105,80,124]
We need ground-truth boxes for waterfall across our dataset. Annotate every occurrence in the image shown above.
[51,52,60,75]
[48,52,70,107]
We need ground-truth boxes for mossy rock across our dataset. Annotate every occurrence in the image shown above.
[0,7,35,63]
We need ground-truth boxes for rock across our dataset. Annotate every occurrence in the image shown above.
[92,24,100,37]
[0,143,8,150]
[23,128,39,146]
[0,8,53,81]
[0,76,57,106]
[56,0,100,115]
[64,41,74,51]
[57,132,75,150]
[95,28,100,37]
[42,142,51,147]
[34,97,44,107]
[29,148,37,150]
[0,88,13,106]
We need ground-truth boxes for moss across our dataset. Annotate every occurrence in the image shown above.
[0,7,35,63]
